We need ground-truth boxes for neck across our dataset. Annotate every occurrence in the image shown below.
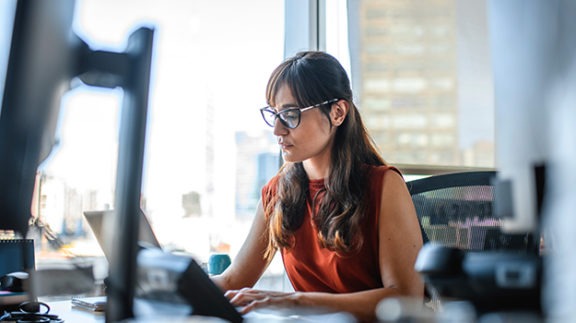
[301,131,336,180]
[303,154,331,180]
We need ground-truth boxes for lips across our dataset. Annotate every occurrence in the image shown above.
[280,143,293,150]
[278,140,293,150]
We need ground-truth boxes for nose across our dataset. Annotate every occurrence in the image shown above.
[273,118,288,136]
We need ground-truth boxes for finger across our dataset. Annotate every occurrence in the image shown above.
[239,296,271,314]
[228,294,248,306]
[232,288,266,300]
[224,290,239,299]
[225,287,255,300]
[229,291,260,307]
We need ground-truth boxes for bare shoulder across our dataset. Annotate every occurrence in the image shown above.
[380,168,410,196]
[378,167,418,225]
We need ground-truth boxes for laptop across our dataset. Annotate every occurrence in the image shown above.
[82,209,244,322]
[83,209,161,258]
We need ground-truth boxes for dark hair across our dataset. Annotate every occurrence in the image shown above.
[264,51,386,259]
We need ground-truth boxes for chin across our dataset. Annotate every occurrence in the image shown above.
[281,152,301,163]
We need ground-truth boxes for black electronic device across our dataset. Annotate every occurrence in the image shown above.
[0,0,155,321]
[0,0,79,237]
[415,243,542,314]
[0,272,28,293]
[137,248,243,323]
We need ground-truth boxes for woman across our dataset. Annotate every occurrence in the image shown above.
[212,51,423,322]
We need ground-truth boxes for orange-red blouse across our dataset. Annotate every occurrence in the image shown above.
[261,165,398,293]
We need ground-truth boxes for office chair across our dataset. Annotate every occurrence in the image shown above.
[407,171,529,251]
[407,171,540,314]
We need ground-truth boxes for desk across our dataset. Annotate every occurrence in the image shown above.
[45,299,357,322]
[47,300,104,323]
[48,299,544,323]
[47,299,222,322]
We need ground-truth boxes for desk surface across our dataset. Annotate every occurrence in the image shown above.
[49,300,226,322]
[49,300,105,323]
[47,299,357,322]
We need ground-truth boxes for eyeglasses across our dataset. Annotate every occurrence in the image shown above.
[260,98,339,129]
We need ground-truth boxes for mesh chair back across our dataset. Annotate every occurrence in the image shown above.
[407,171,529,251]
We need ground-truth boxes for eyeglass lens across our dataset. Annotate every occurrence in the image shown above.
[261,108,301,129]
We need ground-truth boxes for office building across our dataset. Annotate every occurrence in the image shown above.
[348,0,494,167]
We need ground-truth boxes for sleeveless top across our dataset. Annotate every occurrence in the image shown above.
[261,165,399,293]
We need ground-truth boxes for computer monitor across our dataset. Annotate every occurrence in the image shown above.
[0,0,79,237]
[0,1,155,321]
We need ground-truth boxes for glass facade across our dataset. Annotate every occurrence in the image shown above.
[345,0,494,168]
[6,0,495,294]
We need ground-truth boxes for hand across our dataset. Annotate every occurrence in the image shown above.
[224,288,300,314]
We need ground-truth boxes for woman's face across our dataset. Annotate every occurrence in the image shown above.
[271,84,336,164]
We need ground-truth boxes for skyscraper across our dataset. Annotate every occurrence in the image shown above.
[348,0,490,167]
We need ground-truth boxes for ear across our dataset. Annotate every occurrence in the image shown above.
[330,99,349,126]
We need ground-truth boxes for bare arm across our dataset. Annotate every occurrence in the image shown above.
[212,199,274,291]
[377,169,424,299]
[227,171,424,322]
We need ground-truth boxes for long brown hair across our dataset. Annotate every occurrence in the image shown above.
[264,51,386,259]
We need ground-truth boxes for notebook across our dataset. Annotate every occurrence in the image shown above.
[71,295,106,312]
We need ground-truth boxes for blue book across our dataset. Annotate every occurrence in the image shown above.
[0,239,35,277]
[0,239,34,308]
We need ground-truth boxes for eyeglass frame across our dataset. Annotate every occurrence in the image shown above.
[260,98,339,129]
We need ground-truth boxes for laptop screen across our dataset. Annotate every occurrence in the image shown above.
[83,209,161,261]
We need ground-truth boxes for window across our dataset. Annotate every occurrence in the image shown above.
[328,0,495,170]
[34,0,286,291]
[25,0,495,296]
